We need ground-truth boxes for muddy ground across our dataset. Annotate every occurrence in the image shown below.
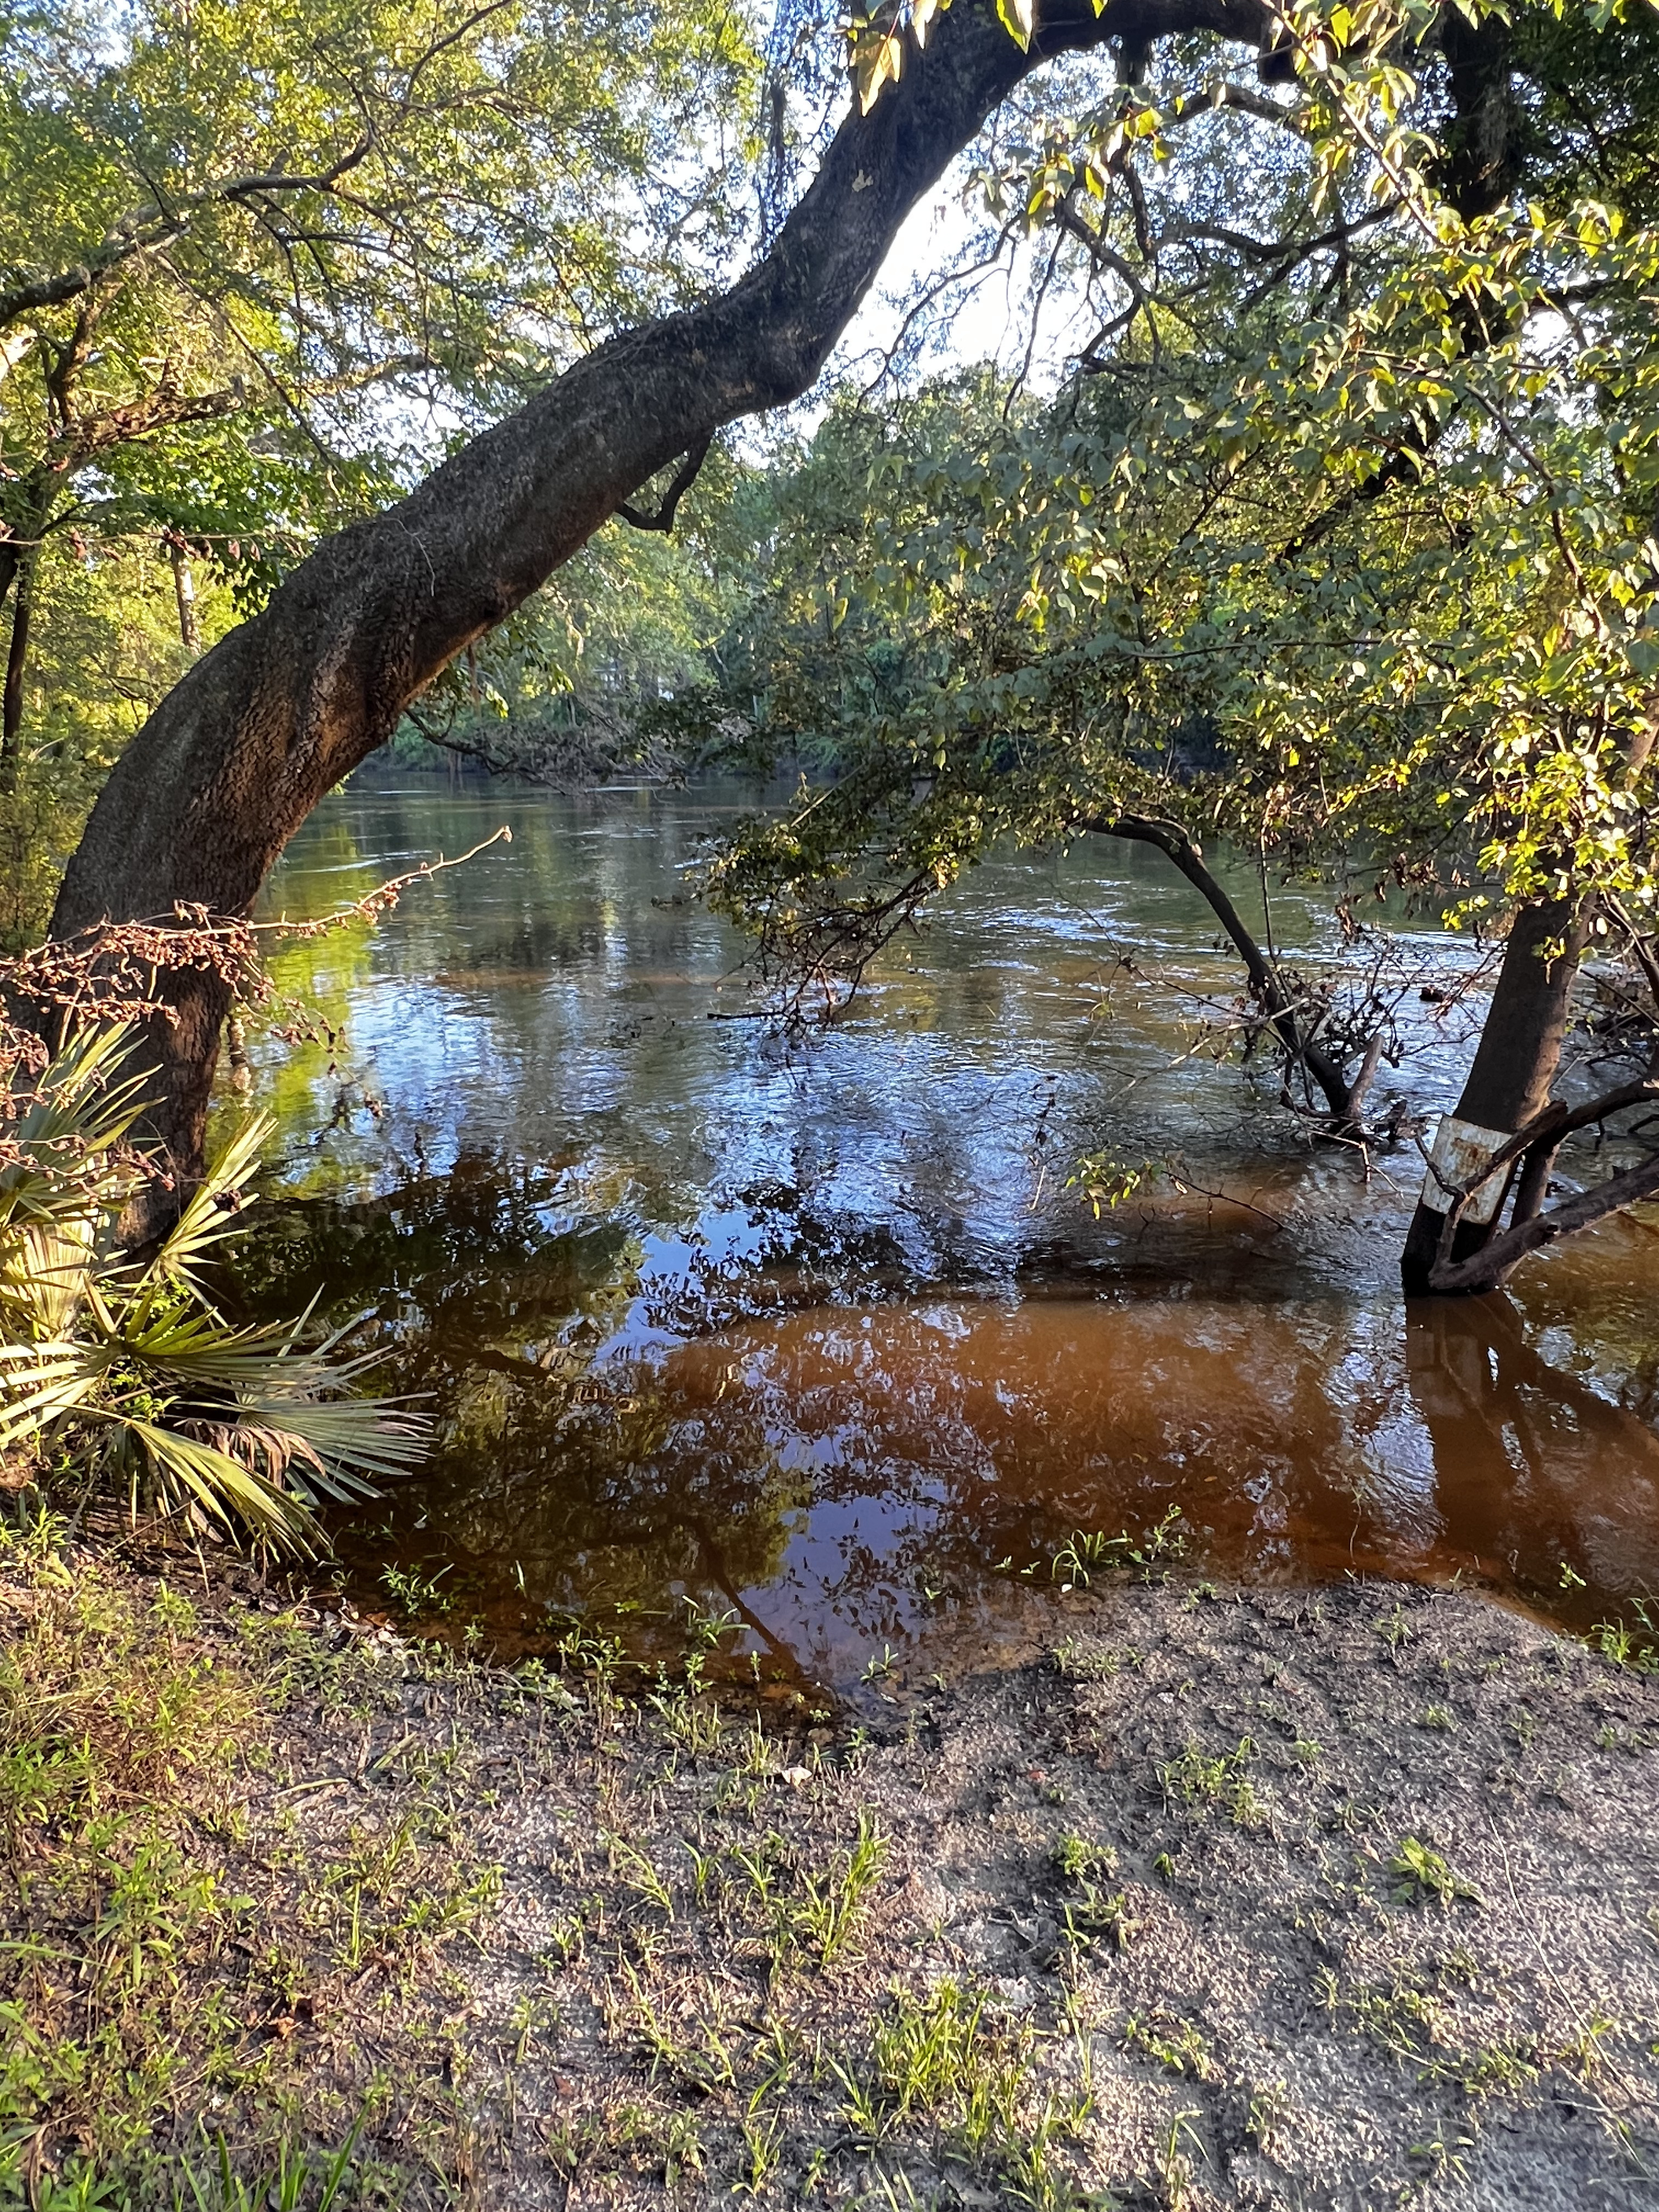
[5,1549,1658,2210]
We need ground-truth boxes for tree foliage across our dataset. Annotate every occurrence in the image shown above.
[0,0,761,924]
[707,1,1659,996]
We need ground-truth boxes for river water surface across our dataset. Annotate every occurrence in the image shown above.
[241,775,1659,1695]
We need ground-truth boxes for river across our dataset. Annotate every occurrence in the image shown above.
[239,772,1659,1699]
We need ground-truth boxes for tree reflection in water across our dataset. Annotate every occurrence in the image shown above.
[232,782,1659,1688]
[1404,1294,1659,1634]
[236,1165,1659,1689]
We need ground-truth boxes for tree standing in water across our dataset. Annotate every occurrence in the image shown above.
[699,2,1659,1296]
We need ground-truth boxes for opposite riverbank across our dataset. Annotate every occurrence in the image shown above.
[3,1514,1657,2211]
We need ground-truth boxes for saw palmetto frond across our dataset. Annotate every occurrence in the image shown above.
[1,1026,430,1552]
[0,1025,150,1234]
[113,1416,321,1549]
[0,1340,101,1452]
[150,1114,276,1299]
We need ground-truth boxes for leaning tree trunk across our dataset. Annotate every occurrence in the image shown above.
[1399,894,1593,1296]
[47,0,1271,1201]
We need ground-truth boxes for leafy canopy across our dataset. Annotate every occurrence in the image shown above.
[704,0,1659,1002]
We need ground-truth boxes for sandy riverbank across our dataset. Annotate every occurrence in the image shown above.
[3,1527,1656,2210]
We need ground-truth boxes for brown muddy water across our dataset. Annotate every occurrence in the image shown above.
[236,776,1659,1699]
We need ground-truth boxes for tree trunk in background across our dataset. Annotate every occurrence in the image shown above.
[1,547,33,771]
[1399,895,1593,1296]
[47,0,1271,1202]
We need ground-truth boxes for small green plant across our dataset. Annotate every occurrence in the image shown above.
[662,2112,704,2185]
[683,1594,742,1654]
[648,1678,723,1754]
[1051,1833,1134,1959]
[379,1561,453,1616]
[1060,1884,1137,1962]
[872,1979,987,2117]
[1408,2126,1474,2185]
[1052,1636,1118,1680]
[792,1811,886,1967]
[603,1831,675,1917]
[1245,2080,1290,2158]
[682,1837,720,1906]
[732,2113,783,2197]
[1377,1604,1414,1659]
[1051,1832,1117,1883]
[1066,1151,1146,1217]
[1125,2012,1218,2083]
[1153,2106,1205,2211]
[1050,1530,1114,1587]
[1049,1509,1185,1593]
[1592,1602,1659,1672]
[1458,2040,1542,2100]
[1127,1505,1186,1567]
[507,1992,556,2063]
[1390,1837,1481,1911]
[623,1965,738,2094]
[175,2124,364,2212]
[1161,1734,1257,1813]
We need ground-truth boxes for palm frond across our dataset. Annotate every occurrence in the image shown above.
[1,1024,434,1551]
[148,1114,275,1297]
[0,1025,150,1236]
[97,1300,295,1372]
[176,1417,379,1509]
[0,1340,102,1452]
[111,1415,319,1552]
[0,1221,95,1339]
[221,1387,430,1496]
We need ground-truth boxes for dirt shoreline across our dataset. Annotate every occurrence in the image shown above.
[4,1538,1658,2210]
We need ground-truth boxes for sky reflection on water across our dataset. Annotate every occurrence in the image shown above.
[240,776,1659,1690]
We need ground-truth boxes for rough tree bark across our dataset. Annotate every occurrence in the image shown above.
[48,0,1271,1199]
[1,548,31,766]
[1399,895,1594,1297]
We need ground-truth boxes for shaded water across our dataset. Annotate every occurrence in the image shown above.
[241,776,1659,1694]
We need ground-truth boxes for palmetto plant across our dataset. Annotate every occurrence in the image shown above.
[0,1025,427,1551]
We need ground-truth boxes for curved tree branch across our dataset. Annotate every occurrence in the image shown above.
[616,437,712,534]
[1085,812,1365,1126]
[0,148,376,332]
